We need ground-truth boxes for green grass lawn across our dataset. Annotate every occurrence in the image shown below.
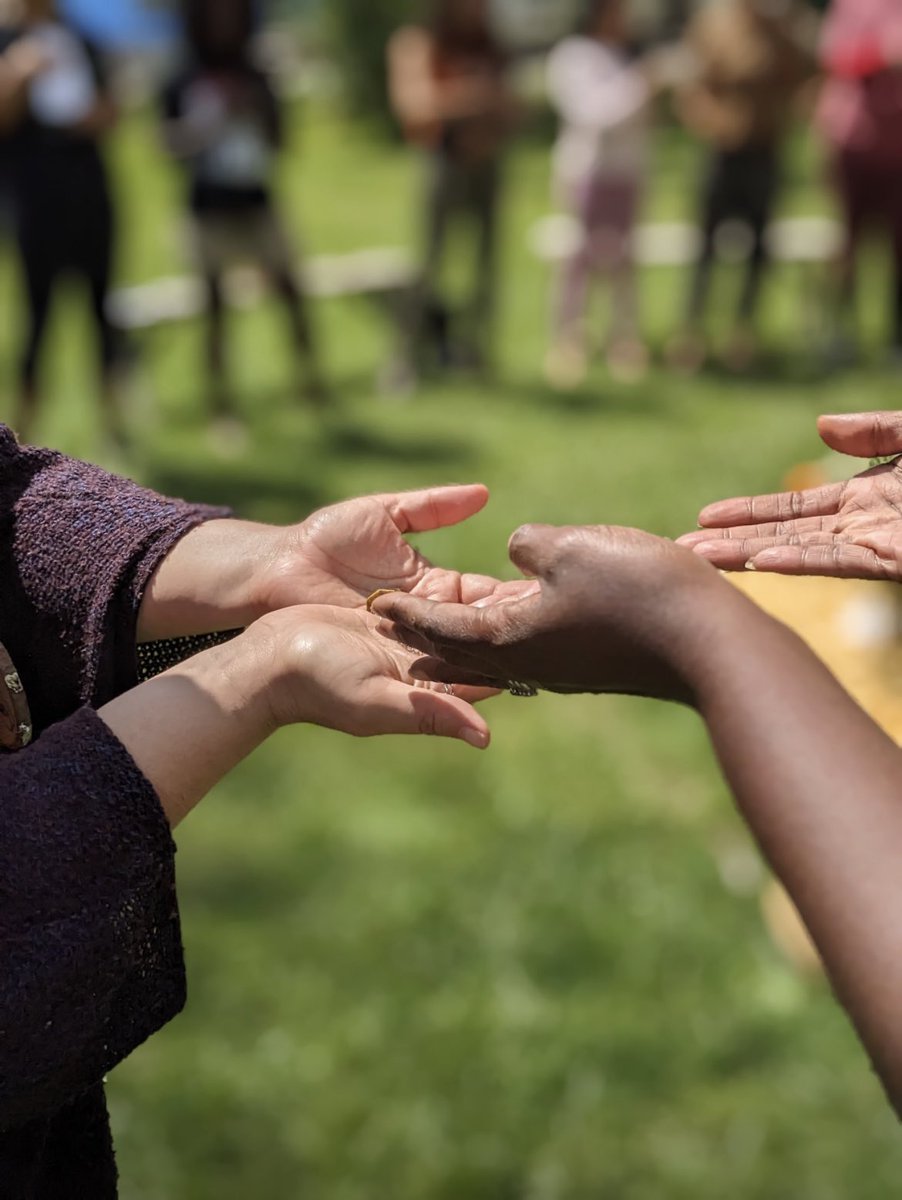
[3,103,902,1198]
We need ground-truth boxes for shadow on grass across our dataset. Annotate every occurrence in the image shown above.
[143,454,323,514]
[694,350,836,391]
[323,422,475,466]
[489,372,673,418]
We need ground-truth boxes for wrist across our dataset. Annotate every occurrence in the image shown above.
[184,624,284,743]
[243,524,311,620]
[140,520,285,641]
[237,610,320,733]
[668,574,779,711]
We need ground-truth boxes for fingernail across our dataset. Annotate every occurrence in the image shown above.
[745,561,757,572]
[461,729,489,749]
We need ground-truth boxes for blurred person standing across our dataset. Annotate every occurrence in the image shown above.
[545,0,662,389]
[0,0,122,445]
[818,0,902,365]
[387,0,517,390]
[668,0,818,373]
[162,0,326,414]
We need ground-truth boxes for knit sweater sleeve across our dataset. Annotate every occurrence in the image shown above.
[0,427,230,725]
[0,708,184,1132]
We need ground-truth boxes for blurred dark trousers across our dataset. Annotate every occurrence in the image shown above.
[405,150,501,365]
[833,149,902,350]
[15,182,117,390]
[687,144,780,326]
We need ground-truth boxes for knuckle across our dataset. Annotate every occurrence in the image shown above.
[875,412,902,452]
[418,711,439,737]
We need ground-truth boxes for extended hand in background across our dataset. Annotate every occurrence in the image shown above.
[372,524,721,705]
[679,412,902,579]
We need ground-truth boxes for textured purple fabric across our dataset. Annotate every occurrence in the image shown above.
[0,427,229,1197]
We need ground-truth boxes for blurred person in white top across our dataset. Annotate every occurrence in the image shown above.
[546,0,662,388]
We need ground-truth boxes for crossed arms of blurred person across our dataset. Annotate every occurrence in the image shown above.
[387,25,514,142]
[374,523,902,1115]
[0,31,115,138]
[0,37,44,130]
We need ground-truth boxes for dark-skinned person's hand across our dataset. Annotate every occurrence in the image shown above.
[372,524,728,706]
[679,411,902,579]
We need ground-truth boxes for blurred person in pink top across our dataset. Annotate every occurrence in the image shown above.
[818,0,902,362]
[545,0,664,389]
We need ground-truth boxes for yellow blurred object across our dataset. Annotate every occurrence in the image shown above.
[782,460,830,493]
[760,879,822,976]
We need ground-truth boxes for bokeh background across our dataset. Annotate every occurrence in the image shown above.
[2,0,902,1196]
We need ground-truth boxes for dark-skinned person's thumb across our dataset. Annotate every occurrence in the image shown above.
[507,524,571,580]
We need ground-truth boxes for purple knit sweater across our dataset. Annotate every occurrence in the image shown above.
[0,427,229,1198]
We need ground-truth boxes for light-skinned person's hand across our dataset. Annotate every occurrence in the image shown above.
[372,524,729,706]
[108,604,496,827]
[141,485,534,641]
[251,604,494,746]
[678,412,902,580]
[261,486,534,609]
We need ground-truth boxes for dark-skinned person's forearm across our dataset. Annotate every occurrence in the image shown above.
[99,629,277,827]
[687,586,902,1112]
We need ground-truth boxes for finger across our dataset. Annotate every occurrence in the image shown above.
[818,412,902,459]
[409,657,507,690]
[411,568,465,602]
[379,614,511,676]
[471,579,542,608]
[371,592,503,649]
[678,515,834,549]
[386,485,490,536]
[507,524,574,579]
[746,543,894,579]
[411,571,537,605]
[376,615,445,659]
[689,534,839,571]
[456,573,529,605]
[410,677,501,704]
[697,483,844,530]
[367,679,492,748]
[456,574,499,603]
[854,530,902,573]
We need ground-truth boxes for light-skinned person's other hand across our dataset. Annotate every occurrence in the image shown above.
[253,604,494,747]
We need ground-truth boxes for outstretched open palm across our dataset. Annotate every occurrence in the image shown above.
[259,485,534,611]
[679,412,902,580]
